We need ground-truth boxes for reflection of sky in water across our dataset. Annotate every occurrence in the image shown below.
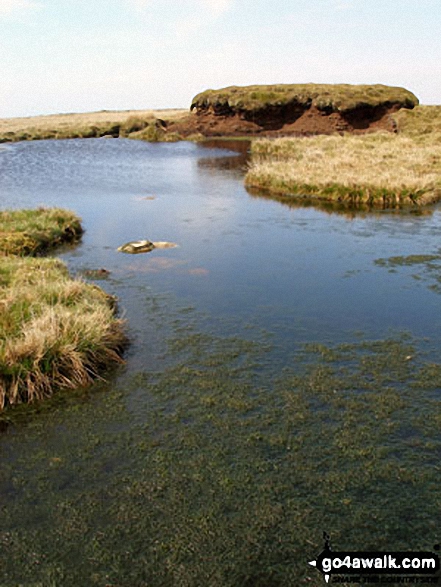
[1,138,441,349]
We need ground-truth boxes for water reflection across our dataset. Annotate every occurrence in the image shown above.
[245,185,436,219]
[197,139,250,174]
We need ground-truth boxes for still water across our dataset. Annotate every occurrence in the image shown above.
[0,139,440,586]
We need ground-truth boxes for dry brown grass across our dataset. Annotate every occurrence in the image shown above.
[0,257,126,408]
[0,209,126,409]
[393,105,441,141]
[246,114,441,207]
[0,108,188,142]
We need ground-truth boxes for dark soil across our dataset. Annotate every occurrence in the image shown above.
[168,103,402,138]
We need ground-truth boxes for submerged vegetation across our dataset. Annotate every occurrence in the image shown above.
[375,251,441,293]
[0,208,126,408]
[0,319,440,585]
[246,105,441,208]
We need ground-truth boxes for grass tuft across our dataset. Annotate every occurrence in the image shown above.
[0,209,126,409]
[0,207,83,255]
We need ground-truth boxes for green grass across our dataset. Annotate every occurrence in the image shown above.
[191,83,418,114]
[0,207,83,255]
[0,208,126,408]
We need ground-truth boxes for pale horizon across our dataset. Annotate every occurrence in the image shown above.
[1,0,440,119]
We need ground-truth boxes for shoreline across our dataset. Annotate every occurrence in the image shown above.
[0,108,189,143]
[1,103,440,211]
[245,128,441,209]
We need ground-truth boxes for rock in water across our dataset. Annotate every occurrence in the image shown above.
[117,240,178,254]
[117,240,155,254]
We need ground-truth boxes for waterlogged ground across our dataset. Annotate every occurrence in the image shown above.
[0,139,440,586]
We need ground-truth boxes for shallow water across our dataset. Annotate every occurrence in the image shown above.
[0,139,440,586]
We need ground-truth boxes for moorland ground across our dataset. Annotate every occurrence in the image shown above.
[245,105,441,207]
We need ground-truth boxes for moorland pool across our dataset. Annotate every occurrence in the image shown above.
[0,139,440,586]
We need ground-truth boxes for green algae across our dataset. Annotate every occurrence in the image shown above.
[375,254,441,267]
[0,310,440,586]
[375,252,441,293]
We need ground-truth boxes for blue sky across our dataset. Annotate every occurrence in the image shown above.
[1,0,440,117]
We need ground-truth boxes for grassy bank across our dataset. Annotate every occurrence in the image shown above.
[0,208,126,409]
[0,108,188,143]
[0,207,83,255]
[245,105,441,208]
[191,83,418,113]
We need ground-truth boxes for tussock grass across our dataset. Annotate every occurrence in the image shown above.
[0,108,187,143]
[128,125,183,143]
[0,209,126,408]
[246,131,441,207]
[192,83,418,113]
[119,115,153,136]
[394,105,441,142]
[0,207,83,255]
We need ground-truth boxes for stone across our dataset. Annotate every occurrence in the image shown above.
[117,240,178,254]
[117,240,155,254]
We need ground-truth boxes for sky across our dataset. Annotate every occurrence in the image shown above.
[0,0,440,118]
